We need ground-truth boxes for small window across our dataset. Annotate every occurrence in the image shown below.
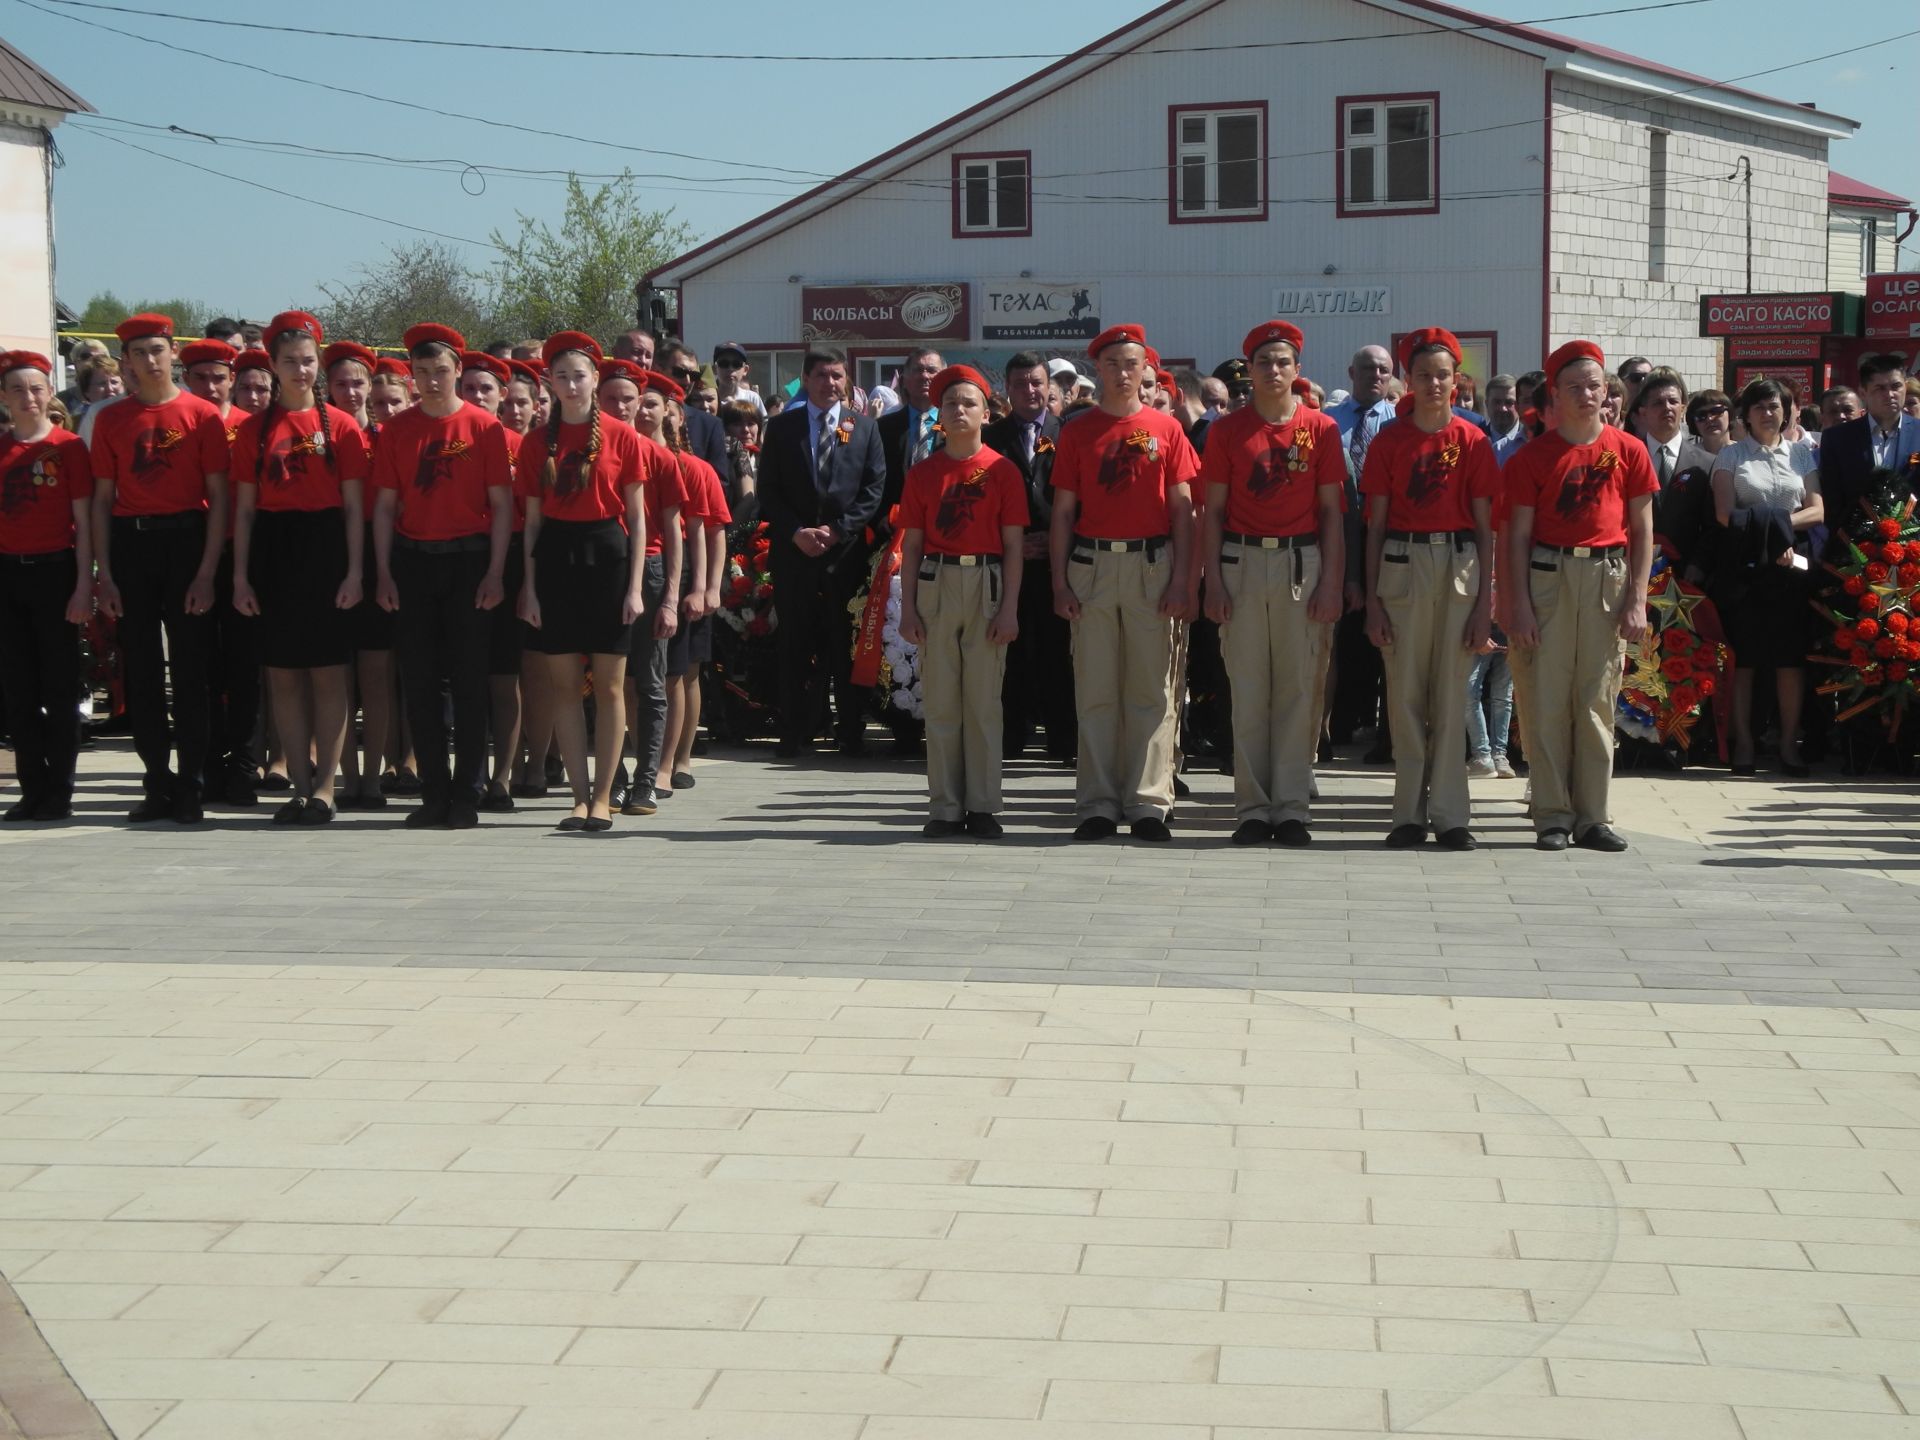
[1861,216,1880,279]
[1648,128,1670,281]
[1338,95,1437,216]
[952,152,1031,237]
[1169,104,1267,222]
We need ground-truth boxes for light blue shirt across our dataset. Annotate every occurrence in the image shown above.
[1326,394,1397,472]
[1488,422,1530,467]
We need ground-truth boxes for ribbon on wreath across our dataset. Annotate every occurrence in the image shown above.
[850,505,904,687]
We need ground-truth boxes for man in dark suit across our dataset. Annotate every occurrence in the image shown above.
[760,345,887,757]
[656,339,734,493]
[870,346,945,755]
[1629,367,1714,544]
[984,351,1074,763]
[1820,352,1920,560]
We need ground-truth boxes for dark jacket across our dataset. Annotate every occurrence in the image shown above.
[681,406,732,496]
[759,404,887,574]
[1820,414,1920,558]
[981,410,1061,532]
[875,404,942,519]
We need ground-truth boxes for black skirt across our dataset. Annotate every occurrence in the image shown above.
[1718,562,1812,670]
[489,539,528,675]
[529,518,631,656]
[251,507,352,669]
[351,523,394,651]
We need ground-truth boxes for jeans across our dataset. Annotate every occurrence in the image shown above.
[1466,649,1513,761]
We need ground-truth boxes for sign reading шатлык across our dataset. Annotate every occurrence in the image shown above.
[1698,292,1860,337]
[800,284,971,343]
[1271,286,1391,317]
[1865,274,1920,340]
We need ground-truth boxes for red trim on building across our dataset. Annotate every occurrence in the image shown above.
[1166,100,1269,226]
[950,150,1034,239]
[1332,91,1440,220]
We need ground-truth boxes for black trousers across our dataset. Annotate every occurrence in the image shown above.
[113,517,212,796]
[0,551,81,802]
[392,543,491,803]
[771,544,863,746]
[205,544,260,778]
[1003,545,1076,759]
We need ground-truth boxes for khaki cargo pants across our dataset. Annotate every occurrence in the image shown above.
[1376,535,1479,834]
[1220,539,1329,825]
[916,558,1007,821]
[1070,543,1177,824]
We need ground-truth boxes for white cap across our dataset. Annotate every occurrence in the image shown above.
[1046,358,1080,383]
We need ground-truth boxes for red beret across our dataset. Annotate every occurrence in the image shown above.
[267,310,324,346]
[1153,368,1176,394]
[1087,323,1147,360]
[234,348,273,374]
[461,351,509,384]
[402,322,465,353]
[524,358,547,379]
[1395,327,1461,373]
[1395,392,1417,418]
[641,369,685,403]
[541,330,602,367]
[0,350,51,378]
[1290,377,1320,408]
[928,364,991,408]
[115,312,175,345]
[1243,321,1305,360]
[596,357,646,388]
[1546,339,1606,379]
[1144,346,1163,370]
[178,340,237,371]
[373,356,411,380]
[505,359,539,386]
[321,341,376,375]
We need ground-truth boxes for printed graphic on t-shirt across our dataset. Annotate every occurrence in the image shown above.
[1406,438,1460,507]
[934,464,990,536]
[260,429,326,489]
[1096,430,1158,493]
[415,437,470,492]
[132,424,186,476]
[0,450,55,515]
[551,448,590,501]
[1554,448,1619,523]
[1248,426,1315,499]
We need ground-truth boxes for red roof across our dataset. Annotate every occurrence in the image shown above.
[0,37,89,115]
[1829,170,1910,212]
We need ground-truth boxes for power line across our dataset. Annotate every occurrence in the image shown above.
[32,0,1722,63]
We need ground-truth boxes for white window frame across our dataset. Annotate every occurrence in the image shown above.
[954,152,1031,236]
[1170,104,1266,222]
[1339,96,1438,216]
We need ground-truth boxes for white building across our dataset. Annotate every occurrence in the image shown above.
[645,0,1858,396]
[0,38,85,358]
[1827,171,1911,296]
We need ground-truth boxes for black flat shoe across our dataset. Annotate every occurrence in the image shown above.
[1130,817,1172,843]
[922,818,965,838]
[1271,819,1311,848]
[478,788,516,812]
[297,798,335,826]
[672,771,695,789]
[258,772,292,793]
[1730,763,1756,777]
[556,815,588,832]
[583,815,613,833]
[271,797,307,826]
[1385,823,1426,848]
[405,801,450,829]
[964,812,1003,840]
[128,794,174,824]
[1437,827,1477,851]
[1536,827,1571,851]
[1230,819,1273,846]
[388,769,422,796]
[172,791,205,825]
[3,798,37,823]
[1073,816,1117,842]
[1575,824,1629,853]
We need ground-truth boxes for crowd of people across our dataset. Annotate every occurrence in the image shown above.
[0,307,1913,849]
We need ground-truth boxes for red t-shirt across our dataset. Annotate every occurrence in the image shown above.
[515,415,648,528]
[900,446,1029,556]
[370,401,512,542]
[637,433,687,556]
[1051,406,1199,540]
[501,428,526,533]
[676,453,731,533]
[0,428,91,555]
[1504,425,1658,549]
[230,405,371,513]
[1358,416,1499,533]
[89,391,229,517]
[1199,404,1345,537]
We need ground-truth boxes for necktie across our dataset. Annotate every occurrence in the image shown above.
[814,410,834,487]
[1025,420,1038,463]
[910,411,935,468]
[1657,444,1673,488]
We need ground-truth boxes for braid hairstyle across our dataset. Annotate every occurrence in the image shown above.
[540,350,599,495]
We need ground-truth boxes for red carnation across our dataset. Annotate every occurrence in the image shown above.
[1867,562,1891,584]
[1892,663,1911,682]
[1886,542,1909,564]
[1856,618,1881,641]
[1904,564,1920,586]
[1661,630,1695,655]
[1845,575,1868,596]
[1879,518,1902,539]
[1660,656,1692,681]
[1889,612,1912,635]
[1835,627,1859,650]
[1863,593,1883,612]
[1876,637,1899,659]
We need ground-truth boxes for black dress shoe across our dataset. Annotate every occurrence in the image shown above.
[964,812,1003,839]
[258,772,292,793]
[128,794,174,824]
[1271,819,1311,848]
[1172,774,1191,798]
[1073,816,1117,841]
[32,797,71,822]
[445,798,480,829]
[922,818,965,838]
[1536,827,1571,851]
[1130,816,1172,843]
[1575,824,1629,853]
[556,815,587,832]
[1437,827,1477,851]
[1384,823,1426,848]
[271,796,307,826]
[405,799,451,829]
[479,787,515,812]
[172,790,205,825]
[1231,819,1273,846]
[3,797,38,823]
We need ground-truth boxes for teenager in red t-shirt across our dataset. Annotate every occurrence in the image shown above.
[1505,340,1655,853]
[666,444,730,794]
[641,380,713,806]
[231,350,273,418]
[896,366,1027,838]
[1048,325,1198,840]
[617,369,688,817]
[89,312,231,823]
[227,312,368,826]
[0,352,92,820]
[1359,328,1497,851]
[497,358,554,801]
[370,322,513,830]
[1199,321,1346,847]
[514,333,648,832]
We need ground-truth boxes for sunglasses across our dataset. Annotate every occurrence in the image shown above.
[1625,370,1652,383]
[669,366,701,382]
[1696,405,1729,417]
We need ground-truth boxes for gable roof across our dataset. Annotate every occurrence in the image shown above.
[647,0,1857,288]
[0,37,90,116]
[1829,170,1910,212]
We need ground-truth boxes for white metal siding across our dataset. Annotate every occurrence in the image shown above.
[0,123,52,356]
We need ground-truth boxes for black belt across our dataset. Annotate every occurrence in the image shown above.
[1540,542,1625,559]
[113,511,203,532]
[925,553,1000,567]
[0,547,73,565]
[1224,531,1316,551]
[396,534,489,555]
[1071,535,1167,555]
[1387,529,1474,547]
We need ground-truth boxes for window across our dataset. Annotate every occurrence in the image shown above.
[1861,215,1881,278]
[1648,128,1670,281]
[952,151,1031,238]
[1337,94,1438,217]
[1168,103,1267,223]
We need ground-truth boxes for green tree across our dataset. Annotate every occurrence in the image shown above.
[314,240,493,350]
[484,172,694,344]
[73,291,213,339]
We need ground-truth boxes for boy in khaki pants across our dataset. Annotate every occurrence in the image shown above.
[898,366,1027,838]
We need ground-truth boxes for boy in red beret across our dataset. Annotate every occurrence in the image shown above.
[897,365,1027,838]
[1199,321,1346,846]
[1504,340,1655,852]
[88,312,232,823]
[1050,324,1199,842]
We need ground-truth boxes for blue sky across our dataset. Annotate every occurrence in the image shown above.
[10,0,1916,321]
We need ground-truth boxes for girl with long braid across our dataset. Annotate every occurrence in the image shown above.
[230,312,370,825]
[517,332,652,832]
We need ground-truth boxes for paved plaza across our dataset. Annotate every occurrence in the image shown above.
[0,741,1915,1438]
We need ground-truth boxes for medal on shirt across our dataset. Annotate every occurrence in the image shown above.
[1124,428,1160,462]
[1287,425,1314,474]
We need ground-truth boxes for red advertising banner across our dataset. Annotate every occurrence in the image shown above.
[1734,363,1816,402]
[800,284,970,344]
[1699,292,1858,337]
[1726,336,1821,363]
[1865,273,1920,340]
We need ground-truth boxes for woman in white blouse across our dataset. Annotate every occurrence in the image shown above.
[1711,377,1823,777]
